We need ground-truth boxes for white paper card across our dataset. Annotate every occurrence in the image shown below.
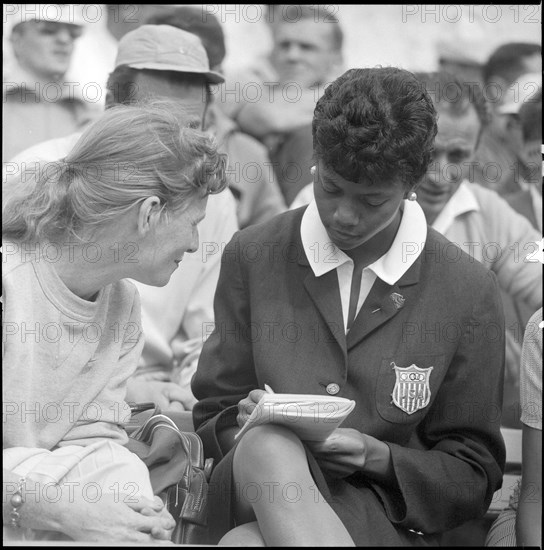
[235,393,356,441]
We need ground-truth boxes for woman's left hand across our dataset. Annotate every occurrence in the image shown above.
[305,428,368,478]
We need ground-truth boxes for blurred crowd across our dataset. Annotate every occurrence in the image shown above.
[3,1,541,415]
[2,4,542,546]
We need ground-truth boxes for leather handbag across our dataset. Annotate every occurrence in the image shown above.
[127,406,214,545]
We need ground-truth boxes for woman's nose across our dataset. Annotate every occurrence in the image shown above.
[333,201,359,226]
[187,229,199,254]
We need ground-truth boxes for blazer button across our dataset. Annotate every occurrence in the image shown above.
[326,383,340,395]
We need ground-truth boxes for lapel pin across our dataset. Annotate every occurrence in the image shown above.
[390,292,405,310]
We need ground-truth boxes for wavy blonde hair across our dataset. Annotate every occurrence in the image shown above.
[3,99,228,243]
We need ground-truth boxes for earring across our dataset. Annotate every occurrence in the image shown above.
[310,166,316,176]
[407,191,417,201]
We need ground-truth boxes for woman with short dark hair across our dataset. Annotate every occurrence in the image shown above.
[192,67,506,546]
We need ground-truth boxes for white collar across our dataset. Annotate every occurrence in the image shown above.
[432,181,479,234]
[300,198,427,285]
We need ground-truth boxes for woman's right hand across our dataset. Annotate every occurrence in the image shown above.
[237,389,266,428]
[61,493,175,543]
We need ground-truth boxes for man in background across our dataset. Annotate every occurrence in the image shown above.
[505,86,542,232]
[144,6,286,228]
[3,4,98,161]
[474,42,541,195]
[219,5,345,205]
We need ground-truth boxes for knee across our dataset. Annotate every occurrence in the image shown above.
[219,522,265,546]
[233,425,305,480]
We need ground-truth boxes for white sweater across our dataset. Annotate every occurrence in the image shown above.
[2,242,144,449]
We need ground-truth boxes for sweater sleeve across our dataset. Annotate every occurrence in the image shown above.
[101,286,145,428]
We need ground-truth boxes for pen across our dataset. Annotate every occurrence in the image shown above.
[264,384,275,394]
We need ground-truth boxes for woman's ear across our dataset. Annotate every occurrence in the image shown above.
[137,196,162,237]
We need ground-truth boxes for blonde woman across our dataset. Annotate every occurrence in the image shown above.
[2,100,227,542]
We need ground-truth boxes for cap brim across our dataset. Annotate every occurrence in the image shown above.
[121,62,225,84]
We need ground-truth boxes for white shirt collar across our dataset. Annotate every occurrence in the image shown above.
[432,180,479,234]
[301,197,427,285]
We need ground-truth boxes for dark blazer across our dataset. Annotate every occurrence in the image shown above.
[192,206,506,535]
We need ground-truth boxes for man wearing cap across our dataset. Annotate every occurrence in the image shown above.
[8,25,240,413]
[143,6,286,229]
[473,42,542,196]
[3,4,99,161]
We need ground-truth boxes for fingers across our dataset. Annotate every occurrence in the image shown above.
[127,494,165,514]
[162,382,202,411]
[107,518,172,544]
[130,497,175,539]
[236,400,255,427]
[165,401,186,412]
[149,513,176,539]
[164,383,191,402]
[306,434,340,455]
[132,510,175,535]
[151,521,176,541]
[305,440,325,453]
[248,389,266,403]
[156,396,172,411]
[148,371,171,382]
[237,389,267,426]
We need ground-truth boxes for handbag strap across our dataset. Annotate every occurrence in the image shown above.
[126,403,162,437]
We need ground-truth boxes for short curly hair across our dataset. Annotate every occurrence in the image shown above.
[312,67,437,188]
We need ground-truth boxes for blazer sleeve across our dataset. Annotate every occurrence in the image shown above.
[370,269,506,534]
[191,232,259,462]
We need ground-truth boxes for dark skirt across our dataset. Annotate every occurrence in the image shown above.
[205,441,440,546]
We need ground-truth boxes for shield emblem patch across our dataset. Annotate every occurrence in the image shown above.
[391,362,433,415]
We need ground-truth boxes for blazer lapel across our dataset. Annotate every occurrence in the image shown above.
[346,257,422,350]
[346,279,398,349]
[302,269,347,358]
